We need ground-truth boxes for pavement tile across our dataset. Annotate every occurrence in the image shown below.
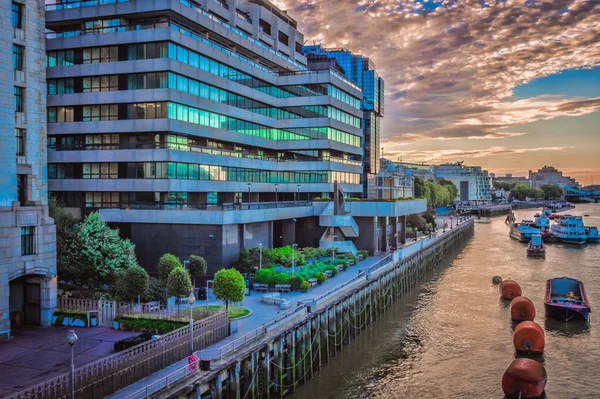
[0,365,57,393]
[0,345,41,364]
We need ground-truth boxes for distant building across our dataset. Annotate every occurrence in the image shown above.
[528,166,579,190]
[385,161,435,181]
[433,163,492,203]
[376,160,414,199]
[492,174,530,186]
[1,0,57,335]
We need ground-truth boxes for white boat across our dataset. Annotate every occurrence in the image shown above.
[510,220,542,242]
[550,215,587,245]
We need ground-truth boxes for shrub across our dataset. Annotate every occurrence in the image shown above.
[273,272,291,285]
[116,266,149,302]
[213,269,246,311]
[299,281,311,292]
[316,273,327,284]
[327,266,338,276]
[188,254,207,279]
[158,253,182,283]
[147,277,166,303]
[301,247,327,260]
[254,268,274,285]
[357,250,369,260]
[119,315,187,334]
[288,275,304,291]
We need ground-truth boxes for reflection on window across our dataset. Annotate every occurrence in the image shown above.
[82,163,118,179]
[83,46,118,64]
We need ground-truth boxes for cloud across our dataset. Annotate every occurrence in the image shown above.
[276,0,600,140]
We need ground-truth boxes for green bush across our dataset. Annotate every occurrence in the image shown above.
[158,253,182,282]
[254,268,274,285]
[213,269,246,310]
[327,266,338,276]
[299,281,312,292]
[357,250,369,260]
[116,266,149,302]
[147,277,166,303]
[316,273,327,284]
[273,272,291,285]
[301,247,327,260]
[119,315,187,334]
[288,275,304,291]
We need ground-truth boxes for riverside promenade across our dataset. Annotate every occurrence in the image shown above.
[109,218,472,399]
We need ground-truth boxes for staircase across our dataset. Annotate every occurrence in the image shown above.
[318,182,359,255]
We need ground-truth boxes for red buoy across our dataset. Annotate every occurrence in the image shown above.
[513,321,545,353]
[502,358,547,398]
[500,280,522,300]
[510,296,536,322]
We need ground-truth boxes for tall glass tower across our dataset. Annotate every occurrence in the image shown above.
[303,46,385,197]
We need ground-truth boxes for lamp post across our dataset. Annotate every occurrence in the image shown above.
[259,243,263,270]
[205,280,212,309]
[188,292,195,352]
[389,176,393,200]
[292,243,297,275]
[247,182,252,209]
[402,177,406,198]
[67,330,78,399]
[274,183,279,203]
[296,184,301,202]
[332,234,338,262]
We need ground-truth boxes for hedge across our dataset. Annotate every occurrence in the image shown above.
[118,315,188,334]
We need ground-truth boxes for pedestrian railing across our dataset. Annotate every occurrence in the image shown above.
[5,311,229,399]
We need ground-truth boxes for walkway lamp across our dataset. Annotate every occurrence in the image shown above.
[275,183,279,203]
[296,184,301,201]
[332,234,338,262]
[188,292,196,352]
[259,243,263,270]
[292,243,298,275]
[67,330,78,399]
[247,183,252,209]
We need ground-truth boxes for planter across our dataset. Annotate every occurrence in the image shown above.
[113,320,120,330]
[53,315,86,327]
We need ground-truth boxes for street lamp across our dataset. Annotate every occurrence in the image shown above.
[205,280,212,309]
[187,292,195,352]
[247,182,252,209]
[291,243,298,275]
[67,330,78,399]
[402,177,406,198]
[332,234,338,262]
[259,243,263,270]
[296,184,301,201]
[389,176,393,200]
[274,183,279,203]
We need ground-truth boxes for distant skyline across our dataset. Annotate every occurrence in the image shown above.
[276,0,600,185]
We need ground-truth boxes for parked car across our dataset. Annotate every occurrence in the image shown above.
[114,332,155,352]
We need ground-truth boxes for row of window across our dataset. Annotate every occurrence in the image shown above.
[46,41,361,108]
[49,162,361,184]
[47,102,362,147]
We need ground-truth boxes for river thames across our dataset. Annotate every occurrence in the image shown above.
[293,203,600,399]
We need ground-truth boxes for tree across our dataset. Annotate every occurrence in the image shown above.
[49,199,79,282]
[510,183,536,201]
[147,277,167,303]
[494,181,511,191]
[407,213,426,233]
[212,268,245,311]
[158,253,182,283]
[167,266,192,313]
[188,254,207,285]
[534,188,545,199]
[116,266,149,302]
[60,212,138,294]
[540,184,563,199]
[414,176,426,199]
[438,179,459,202]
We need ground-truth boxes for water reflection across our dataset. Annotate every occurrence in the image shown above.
[544,318,590,336]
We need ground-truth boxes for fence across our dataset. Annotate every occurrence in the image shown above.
[6,311,229,399]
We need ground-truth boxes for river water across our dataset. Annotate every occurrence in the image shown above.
[293,203,600,399]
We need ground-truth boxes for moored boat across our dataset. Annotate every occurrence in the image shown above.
[510,220,542,242]
[550,215,587,245]
[527,234,545,257]
[585,226,600,243]
[544,277,591,322]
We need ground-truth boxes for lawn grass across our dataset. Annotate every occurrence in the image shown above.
[203,305,251,319]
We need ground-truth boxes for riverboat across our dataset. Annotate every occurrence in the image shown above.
[527,234,546,257]
[544,277,591,322]
[585,226,600,243]
[550,215,587,245]
[510,221,542,242]
[534,210,551,231]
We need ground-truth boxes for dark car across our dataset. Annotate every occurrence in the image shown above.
[114,332,155,352]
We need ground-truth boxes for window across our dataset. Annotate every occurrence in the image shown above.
[83,75,118,92]
[16,128,25,156]
[85,192,119,208]
[14,86,23,112]
[82,163,118,179]
[259,19,271,35]
[82,105,118,121]
[278,31,289,46]
[83,46,118,64]
[47,106,74,123]
[295,42,303,55]
[13,45,24,70]
[12,2,22,29]
[21,226,35,256]
[46,50,75,67]
[47,78,74,95]
[17,174,27,204]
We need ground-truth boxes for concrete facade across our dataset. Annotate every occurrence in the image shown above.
[529,165,579,190]
[434,162,492,203]
[1,0,57,336]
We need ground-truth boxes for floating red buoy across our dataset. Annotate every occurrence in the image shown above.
[513,321,545,353]
[502,358,547,398]
[500,280,522,300]
[510,296,536,322]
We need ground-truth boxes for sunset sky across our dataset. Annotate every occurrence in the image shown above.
[275,0,600,185]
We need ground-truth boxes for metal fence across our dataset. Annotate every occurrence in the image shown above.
[5,311,229,399]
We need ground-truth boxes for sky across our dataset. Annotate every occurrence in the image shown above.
[274,0,600,185]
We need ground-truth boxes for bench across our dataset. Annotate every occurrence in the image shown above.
[262,292,280,305]
[357,254,364,261]
[253,283,269,292]
[324,270,333,278]
[308,278,318,287]
[0,330,10,340]
[335,264,344,272]
[346,259,355,266]
[275,284,291,293]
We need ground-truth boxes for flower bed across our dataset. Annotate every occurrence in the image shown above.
[117,314,188,334]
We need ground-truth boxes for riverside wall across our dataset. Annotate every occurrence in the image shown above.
[147,219,475,399]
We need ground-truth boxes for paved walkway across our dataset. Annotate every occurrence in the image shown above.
[0,326,136,398]
[109,218,472,398]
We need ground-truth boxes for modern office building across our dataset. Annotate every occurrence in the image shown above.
[1,0,57,335]
[303,45,385,198]
[529,166,579,190]
[433,162,492,203]
[45,0,423,273]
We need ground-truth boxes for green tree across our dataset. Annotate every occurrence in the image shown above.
[414,176,426,199]
[494,181,511,191]
[510,183,536,201]
[49,199,79,282]
[407,213,426,233]
[233,248,254,274]
[534,188,545,199]
[212,268,246,311]
[61,212,138,293]
[188,254,207,285]
[147,277,167,303]
[158,253,182,283]
[167,266,192,313]
[116,266,149,302]
[439,179,459,202]
[540,184,563,199]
